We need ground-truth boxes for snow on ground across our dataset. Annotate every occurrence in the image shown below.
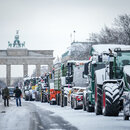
[0,96,130,130]
[31,101,130,130]
[0,98,30,130]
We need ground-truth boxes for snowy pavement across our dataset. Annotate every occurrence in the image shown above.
[31,101,130,130]
[0,98,77,130]
[0,97,130,130]
[0,98,30,130]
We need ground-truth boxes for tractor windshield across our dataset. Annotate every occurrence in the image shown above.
[124,65,130,89]
[116,51,130,67]
[126,74,130,85]
[115,51,130,79]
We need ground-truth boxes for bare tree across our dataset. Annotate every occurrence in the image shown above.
[90,14,130,45]
[114,14,130,45]
[70,42,91,60]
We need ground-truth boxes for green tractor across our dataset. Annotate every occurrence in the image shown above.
[52,61,74,107]
[60,61,74,107]
[83,54,106,112]
[123,65,130,120]
[95,47,130,116]
[55,60,87,107]
[83,44,130,116]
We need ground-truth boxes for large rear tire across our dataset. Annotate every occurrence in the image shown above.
[71,97,74,109]
[124,115,129,120]
[95,84,102,115]
[102,83,120,116]
[29,95,32,101]
[86,103,94,112]
[74,100,77,110]
[56,94,60,105]
[86,99,94,112]
[83,96,86,111]
[64,97,67,106]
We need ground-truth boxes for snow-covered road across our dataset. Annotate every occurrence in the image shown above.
[32,102,130,130]
[0,98,30,130]
[0,97,77,130]
[0,96,130,130]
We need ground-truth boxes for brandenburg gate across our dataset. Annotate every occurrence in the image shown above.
[0,31,54,86]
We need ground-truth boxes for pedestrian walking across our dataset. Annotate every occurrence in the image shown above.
[2,87,9,107]
[14,86,22,106]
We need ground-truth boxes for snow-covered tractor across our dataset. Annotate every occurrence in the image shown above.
[41,70,59,105]
[95,47,130,116]
[123,65,130,120]
[41,73,50,103]
[82,44,130,116]
[23,77,31,101]
[60,61,74,107]
[53,60,88,107]
[53,62,61,105]
[82,44,116,112]
[48,71,59,105]
[82,56,106,112]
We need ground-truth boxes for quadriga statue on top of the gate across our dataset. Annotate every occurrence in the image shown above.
[8,30,25,48]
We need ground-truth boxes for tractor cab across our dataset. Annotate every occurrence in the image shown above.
[113,49,130,79]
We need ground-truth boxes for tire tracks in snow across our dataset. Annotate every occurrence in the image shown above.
[26,102,78,130]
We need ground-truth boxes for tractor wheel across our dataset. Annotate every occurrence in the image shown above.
[56,94,58,105]
[95,84,102,115]
[86,100,94,112]
[124,115,129,120]
[64,97,67,106]
[86,94,94,112]
[43,95,45,102]
[56,94,60,105]
[29,95,32,101]
[83,96,86,111]
[60,94,64,107]
[71,98,74,109]
[102,83,120,116]
[25,96,28,101]
[74,100,77,110]
[58,94,60,105]
[86,103,94,112]
[50,101,53,105]
[41,94,43,103]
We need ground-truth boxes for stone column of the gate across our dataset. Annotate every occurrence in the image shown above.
[47,61,53,72]
[36,64,41,77]
[23,64,28,77]
[6,64,11,86]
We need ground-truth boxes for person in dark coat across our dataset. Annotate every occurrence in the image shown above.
[14,86,22,106]
[2,87,9,107]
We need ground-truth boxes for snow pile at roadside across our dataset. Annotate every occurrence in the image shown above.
[31,102,130,130]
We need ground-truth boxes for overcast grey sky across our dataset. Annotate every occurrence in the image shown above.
[0,0,130,77]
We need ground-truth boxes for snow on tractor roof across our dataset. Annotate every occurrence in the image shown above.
[24,76,31,81]
[67,60,90,64]
[91,44,130,55]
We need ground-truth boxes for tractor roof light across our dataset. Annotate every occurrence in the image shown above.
[114,48,121,52]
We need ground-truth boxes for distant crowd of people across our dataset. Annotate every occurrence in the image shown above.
[1,86,22,107]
